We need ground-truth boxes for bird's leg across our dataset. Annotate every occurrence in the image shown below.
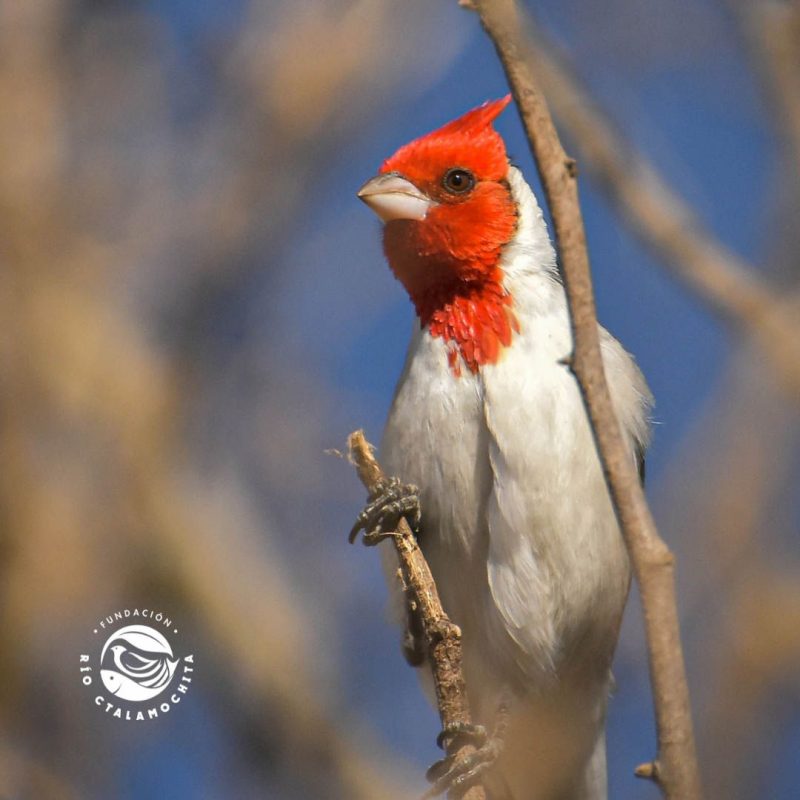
[423,696,511,799]
[349,476,421,546]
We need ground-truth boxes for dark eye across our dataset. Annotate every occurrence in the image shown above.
[442,168,475,195]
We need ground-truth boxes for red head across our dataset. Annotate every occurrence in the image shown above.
[358,96,519,374]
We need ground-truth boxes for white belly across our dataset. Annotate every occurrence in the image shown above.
[381,315,633,704]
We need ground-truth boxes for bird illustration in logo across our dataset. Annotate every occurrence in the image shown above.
[100,624,180,702]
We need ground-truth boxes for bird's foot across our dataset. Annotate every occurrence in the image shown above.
[423,716,507,799]
[435,721,489,752]
[423,696,512,799]
[349,476,421,546]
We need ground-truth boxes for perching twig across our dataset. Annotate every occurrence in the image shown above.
[347,430,486,800]
[465,1,704,798]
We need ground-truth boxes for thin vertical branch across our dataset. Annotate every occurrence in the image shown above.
[464,1,704,797]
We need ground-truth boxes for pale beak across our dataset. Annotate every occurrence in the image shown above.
[357,172,433,222]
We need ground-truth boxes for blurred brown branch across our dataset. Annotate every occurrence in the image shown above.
[0,742,79,800]
[466,0,703,796]
[0,2,452,797]
[728,0,800,171]
[348,430,486,800]
[504,7,800,402]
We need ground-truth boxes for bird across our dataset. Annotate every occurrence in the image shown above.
[108,643,178,689]
[352,95,652,800]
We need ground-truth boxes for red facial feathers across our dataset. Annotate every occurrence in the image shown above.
[378,96,519,375]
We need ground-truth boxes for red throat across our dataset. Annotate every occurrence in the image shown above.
[419,270,520,377]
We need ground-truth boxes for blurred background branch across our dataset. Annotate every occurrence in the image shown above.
[0,1,454,797]
[511,10,800,401]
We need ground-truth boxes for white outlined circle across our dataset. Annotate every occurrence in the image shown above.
[79,608,195,722]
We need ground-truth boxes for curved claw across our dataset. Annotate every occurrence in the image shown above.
[436,722,487,751]
[422,738,502,799]
[423,698,511,799]
[349,477,421,545]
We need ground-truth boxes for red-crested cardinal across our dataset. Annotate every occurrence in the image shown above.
[353,96,652,800]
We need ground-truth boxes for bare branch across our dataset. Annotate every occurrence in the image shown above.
[466,1,704,797]
[348,430,486,800]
